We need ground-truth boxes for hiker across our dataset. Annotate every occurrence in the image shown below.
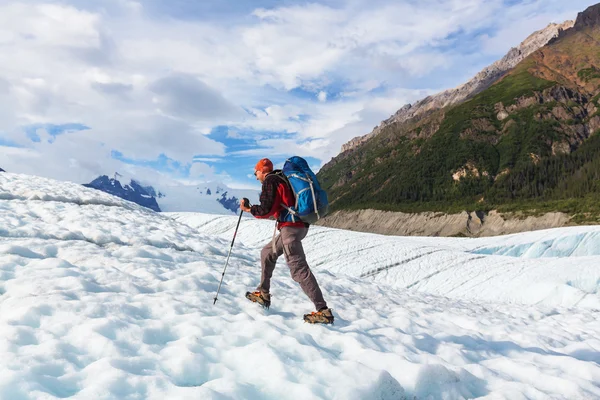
[240,158,334,324]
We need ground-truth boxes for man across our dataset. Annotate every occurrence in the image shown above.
[240,158,334,324]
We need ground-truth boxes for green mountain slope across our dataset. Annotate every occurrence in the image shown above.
[318,3,600,222]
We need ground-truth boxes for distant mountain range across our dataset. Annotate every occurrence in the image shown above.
[83,175,258,214]
[318,2,600,229]
[84,175,162,212]
[156,182,253,214]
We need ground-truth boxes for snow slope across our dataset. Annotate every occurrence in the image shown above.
[169,213,600,309]
[1,172,600,399]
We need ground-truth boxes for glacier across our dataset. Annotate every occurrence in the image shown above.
[1,172,599,399]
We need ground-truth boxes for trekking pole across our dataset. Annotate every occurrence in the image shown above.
[213,198,249,305]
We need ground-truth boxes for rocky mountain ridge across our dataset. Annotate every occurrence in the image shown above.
[84,175,162,212]
[341,19,575,153]
[574,2,600,30]
[83,175,251,214]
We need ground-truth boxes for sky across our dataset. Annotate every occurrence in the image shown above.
[1,171,600,398]
[0,0,597,190]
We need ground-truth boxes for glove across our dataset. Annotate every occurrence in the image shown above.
[240,198,251,212]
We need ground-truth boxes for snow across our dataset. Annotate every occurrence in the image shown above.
[1,172,600,399]
[170,213,600,310]
[463,227,600,258]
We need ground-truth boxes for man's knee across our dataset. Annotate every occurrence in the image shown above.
[261,246,270,261]
[261,245,276,263]
[290,263,311,283]
[283,240,305,258]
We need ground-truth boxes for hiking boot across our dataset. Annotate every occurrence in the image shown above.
[245,291,271,309]
[303,308,334,324]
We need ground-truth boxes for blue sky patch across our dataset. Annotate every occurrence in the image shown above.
[289,87,320,100]
[289,79,348,101]
[0,135,22,148]
[24,123,90,143]
[206,125,260,152]
[203,125,312,185]
[295,114,311,122]
[109,125,319,186]
[111,151,191,177]
[207,126,295,151]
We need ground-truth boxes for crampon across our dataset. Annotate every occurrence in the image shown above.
[245,291,271,309]
[303,308,334,324]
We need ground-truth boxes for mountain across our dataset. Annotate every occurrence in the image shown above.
[318,3,600,232]
[0,168,4,172]
[84,175,259,214]
[156,182,258,214]
[83,175,162,212]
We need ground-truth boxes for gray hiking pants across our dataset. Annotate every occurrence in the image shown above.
[257,226,328,311]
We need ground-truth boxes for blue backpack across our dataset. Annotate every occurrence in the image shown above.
[277,156,329,224]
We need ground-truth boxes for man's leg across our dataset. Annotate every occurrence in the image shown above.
[281,226,328,311]
[257,233,284,294]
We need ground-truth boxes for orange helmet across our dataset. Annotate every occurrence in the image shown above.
[255,158,273,173]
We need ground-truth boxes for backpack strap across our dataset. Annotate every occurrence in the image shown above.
[272,171,297,223]
[272,170,292,191]
[309,179,320,220]
[271,220,278,254]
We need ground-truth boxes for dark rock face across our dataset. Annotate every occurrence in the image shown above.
[574,3,600,30]
[129,180,164,199]
[83,175,161,212]
[0,168,4,172]
[218,191,240,213]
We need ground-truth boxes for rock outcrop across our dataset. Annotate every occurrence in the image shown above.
[573,3,600,30]
[317,209,573,237]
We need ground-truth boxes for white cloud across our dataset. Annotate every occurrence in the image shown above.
[478,0,593,56]
[0,3,100,48]
[193,157,224,163]
[0,0,591,185]
[92,82,133,97]
[149,73,243,121]
[226,129,242,139]
[189,162,215,178]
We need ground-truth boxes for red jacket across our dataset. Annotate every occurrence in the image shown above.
[250,171,306,229]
